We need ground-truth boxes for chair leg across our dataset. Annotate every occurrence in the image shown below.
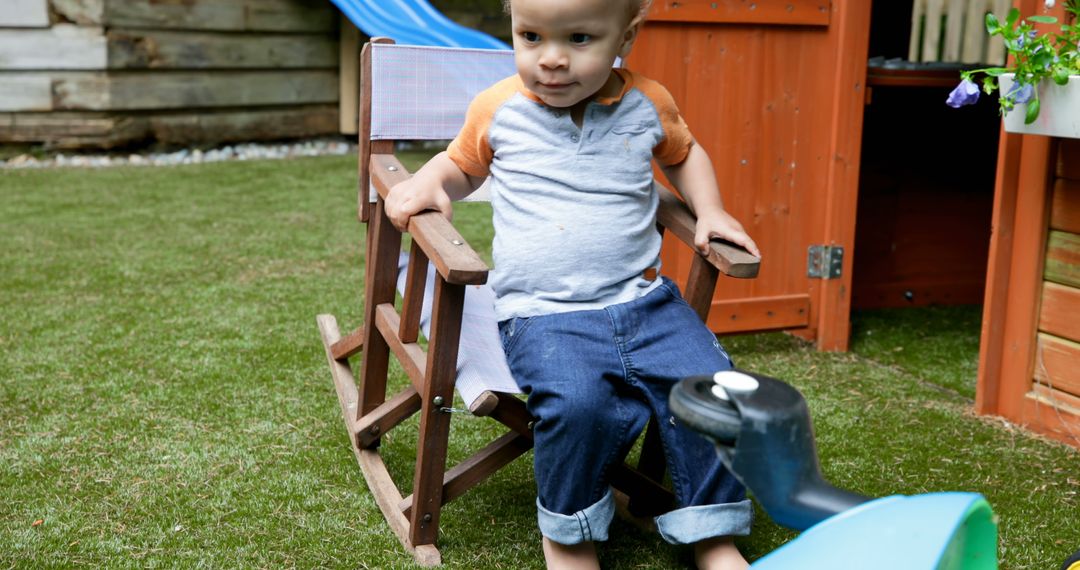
[358,199,402,422]
[319,313,444,567]
[683,254,720,322]
[409,276,467,549]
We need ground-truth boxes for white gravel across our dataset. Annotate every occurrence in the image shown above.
[0,138,357,169]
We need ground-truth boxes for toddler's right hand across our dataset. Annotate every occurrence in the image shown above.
[385,179,453,232]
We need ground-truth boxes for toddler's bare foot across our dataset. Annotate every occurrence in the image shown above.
[694,536,749,570]
[542,537,600,570]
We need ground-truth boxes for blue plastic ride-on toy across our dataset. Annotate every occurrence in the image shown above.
[669,371,998,569]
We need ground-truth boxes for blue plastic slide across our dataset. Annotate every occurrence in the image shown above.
[330,0,511,49]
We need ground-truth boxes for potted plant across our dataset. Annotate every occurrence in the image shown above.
[947,0,1079,138]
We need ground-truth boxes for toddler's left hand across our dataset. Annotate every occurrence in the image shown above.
[694,211,761,259]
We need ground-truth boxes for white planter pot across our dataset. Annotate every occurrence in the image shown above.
[1000,73,1080,139]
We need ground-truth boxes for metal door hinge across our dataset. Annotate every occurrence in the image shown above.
[808,245,843,279]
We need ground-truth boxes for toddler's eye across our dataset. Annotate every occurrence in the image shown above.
[522,31,540,42]
[570,33,591,44]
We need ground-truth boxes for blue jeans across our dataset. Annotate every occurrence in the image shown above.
[498,278,752,545]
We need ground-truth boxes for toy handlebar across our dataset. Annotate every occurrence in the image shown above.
[669,370,870,531]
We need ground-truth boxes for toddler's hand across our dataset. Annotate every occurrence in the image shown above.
[694,211,761,259]
[385,178,453,232]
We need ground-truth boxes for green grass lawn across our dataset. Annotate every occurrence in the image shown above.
[2,155,1077,569]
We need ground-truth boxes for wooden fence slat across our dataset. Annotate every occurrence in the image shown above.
[909,0,927,61]
[961,0,984,62]
[912,0,1003,64]
[1034,333,1080,398]
[984,0,1010,64]
[1040,281,1080,344]
[943,0,966,61]
[1045,230,1080,289]
[922,0,946,62]
[0,0,49,27]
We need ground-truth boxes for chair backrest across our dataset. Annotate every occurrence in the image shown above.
[359,40,515,220]
[907,0,1010,64]
[369,43,516,141]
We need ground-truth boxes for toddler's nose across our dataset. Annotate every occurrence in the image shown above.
[539,45,568,69]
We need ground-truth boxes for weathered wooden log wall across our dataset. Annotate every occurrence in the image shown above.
[0,0,340,148]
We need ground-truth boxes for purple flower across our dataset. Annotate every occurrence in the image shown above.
[946,79,980,108]
[1008,81,1035,104]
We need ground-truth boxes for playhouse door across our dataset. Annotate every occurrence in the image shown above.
[627,0,873,351]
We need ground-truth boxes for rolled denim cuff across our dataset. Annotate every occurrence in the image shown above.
[654,499,753,544]
[537,488,615,545]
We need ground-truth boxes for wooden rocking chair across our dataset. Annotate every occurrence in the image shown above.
[316,39,760,567]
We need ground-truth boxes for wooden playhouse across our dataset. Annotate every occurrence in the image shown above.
[629,0,1079,447]
[978,120,1080,447]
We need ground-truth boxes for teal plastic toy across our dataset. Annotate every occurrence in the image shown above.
[670,371,998,570]
[753,493,996,569]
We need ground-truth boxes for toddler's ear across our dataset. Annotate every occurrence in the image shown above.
[619,20,643,58]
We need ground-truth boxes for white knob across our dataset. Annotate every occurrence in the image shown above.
[712,370,760,393]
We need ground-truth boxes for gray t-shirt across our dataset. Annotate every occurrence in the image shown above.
[447,69,694,321]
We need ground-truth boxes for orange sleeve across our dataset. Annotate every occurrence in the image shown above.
[446,76,518,178]
[634,73,695,167]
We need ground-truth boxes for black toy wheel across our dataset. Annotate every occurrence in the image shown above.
[669,373,744,446]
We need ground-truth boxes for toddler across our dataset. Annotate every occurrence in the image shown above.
[386,0,760,567]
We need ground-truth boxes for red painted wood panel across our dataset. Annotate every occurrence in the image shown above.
[1021,389,1080,447]
[978,51,1080,447]
[1034,333,1080,398]
[975,128,1053,418]
[1040,281,1080,345]
[631,0,871,349]
[706,294,810,334]
[648,0,830,26]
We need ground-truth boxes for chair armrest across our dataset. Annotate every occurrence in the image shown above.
[369,153,489,285]
[656,185,760,279]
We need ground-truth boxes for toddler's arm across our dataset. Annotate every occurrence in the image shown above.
[385,151,483,231]
[661,142,761,259]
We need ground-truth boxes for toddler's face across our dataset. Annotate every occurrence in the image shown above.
[509,0,636,110]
